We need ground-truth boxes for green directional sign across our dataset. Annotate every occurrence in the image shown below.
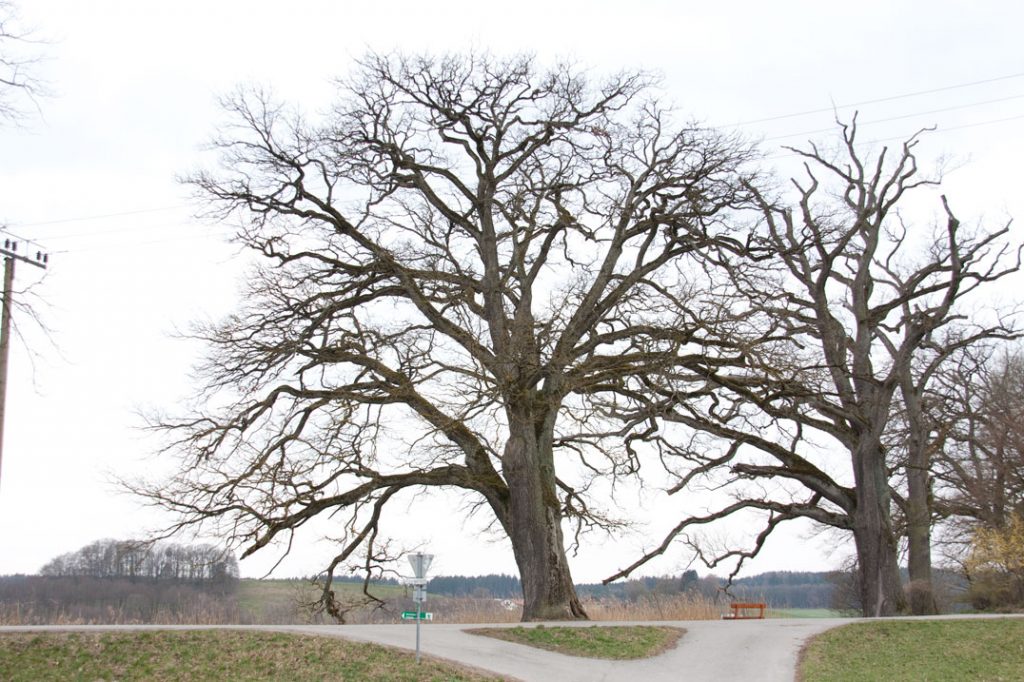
[401,611,433,620]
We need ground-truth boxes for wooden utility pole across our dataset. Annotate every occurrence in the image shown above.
[0,255,13,491]
[0,235,48,492]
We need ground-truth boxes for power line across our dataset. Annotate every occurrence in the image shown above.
[14,205,186,227]
[49,231,235,255]
[763,94,1024,142]
[33,106,1024,254]
[934,112,1024,133]
[39,221,226,243]
[23,104,1024,254]
[727,71,1024,127]
[7,71,1024,249]
[763,112,1024,161]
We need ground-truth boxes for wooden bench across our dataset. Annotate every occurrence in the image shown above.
[723,602,766,620]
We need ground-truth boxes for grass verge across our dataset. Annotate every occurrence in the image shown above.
[799,618,1024,682]
[468,624,683,659]
[0,629,505,682]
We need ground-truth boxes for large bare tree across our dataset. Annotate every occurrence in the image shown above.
[604,121,1020,617]
[139,54,755,621]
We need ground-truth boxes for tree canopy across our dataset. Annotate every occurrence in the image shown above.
[139,53,756,621]
[602,120,1020,616]
[140,53,1020,621]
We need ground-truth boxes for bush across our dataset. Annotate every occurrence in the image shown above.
[965,514,1024,609]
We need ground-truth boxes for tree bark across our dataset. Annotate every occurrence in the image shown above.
[852,440,908,617]
[501,415,587,621]
[906,436,938,615]
[900,365,939,615]
[906,472,937,614]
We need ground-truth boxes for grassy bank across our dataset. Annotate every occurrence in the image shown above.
[799,618,1024,681]
[0,630,504,682]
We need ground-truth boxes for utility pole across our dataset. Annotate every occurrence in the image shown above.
[0,234,48,493]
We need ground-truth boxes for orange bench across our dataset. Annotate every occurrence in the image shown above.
[724,602,766,620]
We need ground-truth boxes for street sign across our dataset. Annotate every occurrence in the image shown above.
[405,551,436,664]
[401,611,433,620]
[408,552,433,579]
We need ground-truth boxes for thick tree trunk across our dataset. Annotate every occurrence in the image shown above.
[508,494,587,621]
[852,440,908,617]
[501,417,587,621]
[852,515,906,617]
[901,374,938,615]
[906,456,938,615]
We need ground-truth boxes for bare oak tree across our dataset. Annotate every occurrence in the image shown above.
[890,323,1019,614]
[930,346,1024,538]
[604,121,1020,617]
[138,54,754,621]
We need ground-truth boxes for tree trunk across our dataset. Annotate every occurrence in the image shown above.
[852,516,906,617]
[501,417,587,621]
[906,452,938,615]
[852,440,908,617]
[900,370,938,615]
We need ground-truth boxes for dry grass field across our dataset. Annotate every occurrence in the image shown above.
[0,577,728,626]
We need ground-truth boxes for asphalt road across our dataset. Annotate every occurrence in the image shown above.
[0,618,846,681]
[277,618,851,681]
[3,614,1022,681]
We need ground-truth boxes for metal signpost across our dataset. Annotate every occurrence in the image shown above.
[407,551,433,664]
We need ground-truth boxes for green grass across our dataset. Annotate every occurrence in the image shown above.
[468,624,683,659]
[799,619,1024,682]
[770,608,846,619]
[0,630,504,681]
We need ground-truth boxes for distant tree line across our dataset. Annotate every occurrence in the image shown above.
[0,574,239,625]
[426,570,841,609]
[728,572,834,609]
[427,574,521,599]
[39,539,238,585]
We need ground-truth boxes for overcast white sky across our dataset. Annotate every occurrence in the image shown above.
[0,1,1021,583]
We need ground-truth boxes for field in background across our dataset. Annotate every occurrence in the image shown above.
[2,566,852,626]
[235,580,726,624]
[768,608,846,618]
[0,576,732,625]
[2,569,868,626]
